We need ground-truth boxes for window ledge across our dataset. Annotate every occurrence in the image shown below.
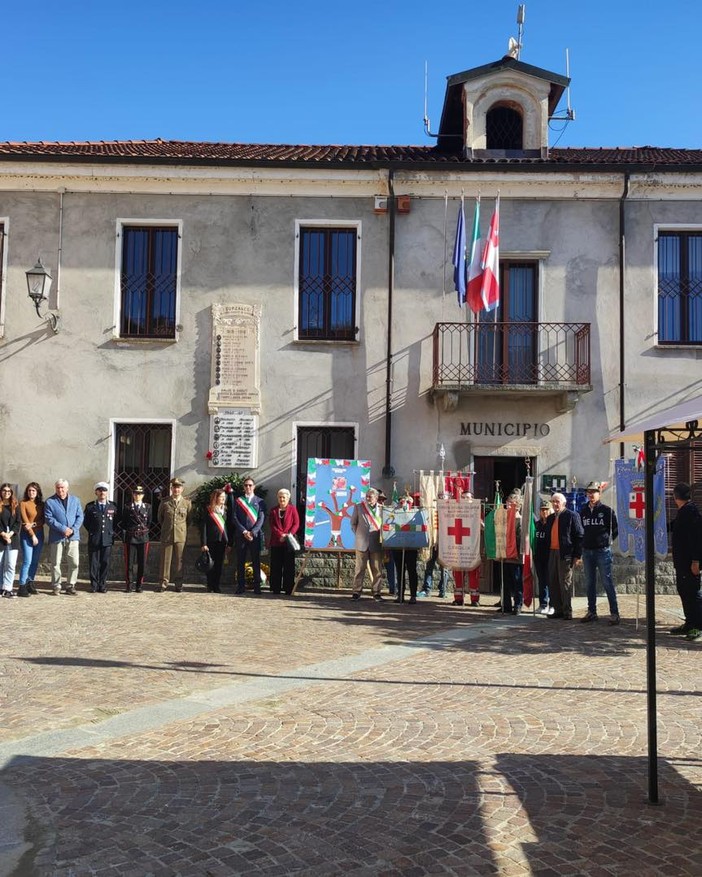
[653,343,702,351]
[292,338,361,347]
[111,334,179,345]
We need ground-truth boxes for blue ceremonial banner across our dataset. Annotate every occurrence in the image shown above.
[614,457,668,561]
[381,508,430,550]
[452,203,467,306]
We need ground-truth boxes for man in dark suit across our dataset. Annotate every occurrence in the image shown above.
[83,481,118,593]
[121,485,152,593]
[229,476,265,595]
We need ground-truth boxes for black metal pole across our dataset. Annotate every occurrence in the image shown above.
[644,428,659,804]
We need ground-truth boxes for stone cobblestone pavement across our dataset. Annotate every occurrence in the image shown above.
[0,584,700,876]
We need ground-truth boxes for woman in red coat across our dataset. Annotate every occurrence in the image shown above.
[268,489,300,595]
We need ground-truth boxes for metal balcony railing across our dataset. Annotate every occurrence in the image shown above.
[433,321,591,389]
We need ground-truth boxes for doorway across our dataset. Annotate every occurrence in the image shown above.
[473,455,535,595]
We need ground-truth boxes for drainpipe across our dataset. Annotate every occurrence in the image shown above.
[618,172,630,460]
[382,168,396,478]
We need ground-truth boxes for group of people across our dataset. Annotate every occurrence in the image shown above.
[495,482,620,624]
[347,479,702,642]
[0,476,301,598]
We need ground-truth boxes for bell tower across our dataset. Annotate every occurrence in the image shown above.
[437,57,569,158]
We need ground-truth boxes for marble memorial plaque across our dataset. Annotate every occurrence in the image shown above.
[209,409,258,469]
[208,303,261,414]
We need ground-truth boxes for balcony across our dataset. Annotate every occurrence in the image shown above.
[432,321,591,412]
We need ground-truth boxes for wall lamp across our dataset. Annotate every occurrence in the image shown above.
[26,258,60,333]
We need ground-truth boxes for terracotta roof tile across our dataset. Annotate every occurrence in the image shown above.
[0,139,701,168]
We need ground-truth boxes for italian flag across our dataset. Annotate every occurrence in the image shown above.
[466,198,483,314]
[480,195,500,312]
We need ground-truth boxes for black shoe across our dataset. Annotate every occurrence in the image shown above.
[175,585,183,593]
[373,594,384,601]
[27,582,38,595]
[548,611,564,619]
[125,585,133,593]
[235,587,245,595]
[408,597,417,605]
[393,597,402,603]
[670,624,689,635]
[135,584,142,593]
[351,593,361,600]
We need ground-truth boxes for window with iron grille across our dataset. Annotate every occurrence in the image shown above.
[298,227,358,341]
[120,225,179,339]
[113,422,173,540]
[658,231,702,344]
[486,105,523,150]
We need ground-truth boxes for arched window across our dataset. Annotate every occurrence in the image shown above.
[486,105,523,150]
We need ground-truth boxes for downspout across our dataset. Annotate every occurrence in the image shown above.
[382,168,396,478]
[618,172,630,460]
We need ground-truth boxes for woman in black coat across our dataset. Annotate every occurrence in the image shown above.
[0,483,21,598]
[200,489,230,592]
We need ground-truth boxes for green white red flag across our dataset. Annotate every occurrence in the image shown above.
[480,195,500,312]
[466,198,483,314]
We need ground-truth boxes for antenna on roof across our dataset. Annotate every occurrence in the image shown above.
[565,48,575,120]
[508,5,526,59]
[550,48,576,122]
[423,60,439,139]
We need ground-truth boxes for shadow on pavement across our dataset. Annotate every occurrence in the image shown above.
[2,753,700,876]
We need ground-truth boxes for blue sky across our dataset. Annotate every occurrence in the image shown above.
[5,1,699,148]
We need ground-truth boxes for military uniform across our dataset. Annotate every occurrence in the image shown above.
[158,480,192,591]
[83,486,118,593]
[121,489,152,592]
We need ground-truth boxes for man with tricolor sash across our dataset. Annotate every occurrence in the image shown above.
[230,476,265,595]
[350,487,384,601]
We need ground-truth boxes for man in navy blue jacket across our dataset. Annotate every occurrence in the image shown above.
[44,479,84,596]
[229,477,265,595]
[83,482,118,593]
[545,492,584,620]
[579,481,620,625]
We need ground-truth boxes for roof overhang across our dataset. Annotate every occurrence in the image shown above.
[604,395,702,444]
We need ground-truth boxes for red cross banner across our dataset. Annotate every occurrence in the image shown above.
[437,497,482,570]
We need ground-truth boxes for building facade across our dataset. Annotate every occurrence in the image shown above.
[1,57,701,533]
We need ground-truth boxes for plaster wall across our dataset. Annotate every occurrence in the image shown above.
[0,178,699,507]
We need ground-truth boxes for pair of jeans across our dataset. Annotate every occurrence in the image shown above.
[385,557,396,594]
[20,529,44,584]
[423,553,447,596]
[582,547,618,615]
[0,547,18,590]
[501,563,523,613]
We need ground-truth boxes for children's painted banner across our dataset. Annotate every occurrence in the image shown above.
[614,457,668,561]
[381,507,430,550]
[304,459,371,551]
[437,497,482,570]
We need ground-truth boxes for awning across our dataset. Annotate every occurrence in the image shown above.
[604,394,702,443]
